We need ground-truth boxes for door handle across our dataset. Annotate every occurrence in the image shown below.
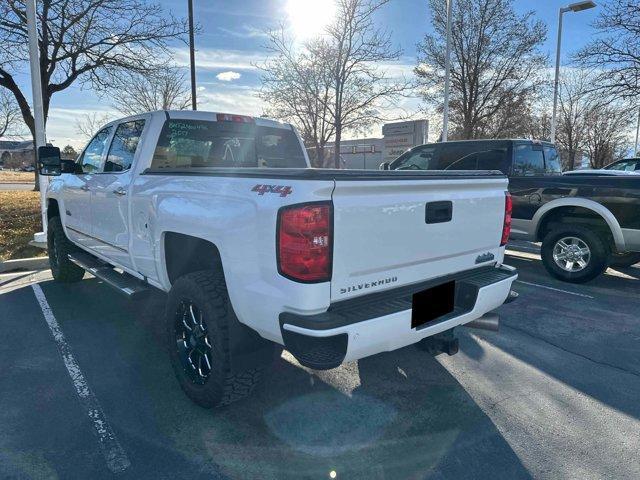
[113,187,127,196]
[80,185,90,191]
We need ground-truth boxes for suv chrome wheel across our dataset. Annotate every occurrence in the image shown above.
[552,236,591,272]
[175,300,213,385]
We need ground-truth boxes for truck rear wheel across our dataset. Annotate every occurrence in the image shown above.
[541,225,609,283]
[47,216,85,283]
[165,270,264,408]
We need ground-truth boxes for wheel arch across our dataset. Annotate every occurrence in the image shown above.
[532,198,625,251]
[46,198,60,221]
[162,232,224,286]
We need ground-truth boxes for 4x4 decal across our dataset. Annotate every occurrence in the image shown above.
[252,184,293,197]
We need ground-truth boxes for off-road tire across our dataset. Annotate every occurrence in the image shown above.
[47,216,85,282]
[541,225,610,283]
[609,252,640,268]
[166,270,263,408]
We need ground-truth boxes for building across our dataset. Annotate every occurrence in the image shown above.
[313,120,429,170]
[322,138,384,170]
[0,140,35,169]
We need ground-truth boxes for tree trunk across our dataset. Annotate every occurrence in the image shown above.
[333,128,342,169]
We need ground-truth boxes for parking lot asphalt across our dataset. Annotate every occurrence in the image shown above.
[1,245,639,480]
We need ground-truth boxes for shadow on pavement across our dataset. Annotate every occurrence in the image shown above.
[16,278,532,480]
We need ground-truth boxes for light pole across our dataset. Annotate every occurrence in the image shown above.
[550,1,596,143]
[442,0,453,142]
[634,107,640,157]
[187,0,197,110]
[26,0,48,242]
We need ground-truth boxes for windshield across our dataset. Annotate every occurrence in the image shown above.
[150,119,307,170]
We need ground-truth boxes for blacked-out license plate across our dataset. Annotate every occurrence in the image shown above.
[411,280,455,329]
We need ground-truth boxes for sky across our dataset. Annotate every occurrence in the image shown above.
[12,0,603,149]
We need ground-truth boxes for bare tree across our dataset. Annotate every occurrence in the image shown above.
[0,89,24,138]
[0,0,186,186]
[75,112,115,141]
[326,0,409,168]
[584,103,634,168]
[575,0,640,99]
[415,0,547,140]
[554,69,596,170]
[259,0,408,169]
[258,33,335,167]
[110,68,191,116]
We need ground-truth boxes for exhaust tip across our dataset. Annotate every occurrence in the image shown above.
[465,313,500,332]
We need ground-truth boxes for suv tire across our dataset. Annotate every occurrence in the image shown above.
[47,216,85,283]
[166,270,264,408]
[541,225,609,283]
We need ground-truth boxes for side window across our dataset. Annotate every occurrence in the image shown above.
[391,146,438,170]
[445,153,477,170]
[543,145,562,174]
[78,127,112,173]
[476,149,509,173]
[512,144,545,176]
[104,120,145,172]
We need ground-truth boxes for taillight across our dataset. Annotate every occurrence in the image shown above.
[501,192,512,246]
[277,202,332,282]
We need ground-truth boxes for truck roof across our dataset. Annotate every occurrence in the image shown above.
[413,138,555,147]
[101,110,293,131]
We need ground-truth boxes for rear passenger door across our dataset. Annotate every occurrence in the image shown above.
[508,143,548,232]
[90,117,147,269]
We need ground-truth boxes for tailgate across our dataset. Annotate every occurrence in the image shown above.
[330,175,508,301]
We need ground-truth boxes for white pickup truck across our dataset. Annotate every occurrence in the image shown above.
[38,110,517,407]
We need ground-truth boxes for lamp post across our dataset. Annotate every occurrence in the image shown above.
[442,0,453,142]
[26,0,48,242]
[550,1,596,143]
[634,107,640,157]
[188,0,197,110]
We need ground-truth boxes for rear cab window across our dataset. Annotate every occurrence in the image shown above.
[150,119,307,170]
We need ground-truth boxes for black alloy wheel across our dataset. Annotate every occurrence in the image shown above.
[174,300,213,385]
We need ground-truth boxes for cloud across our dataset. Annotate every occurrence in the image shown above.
[217,25,268,39]
[170,47,267,71]
[216,71,242,82]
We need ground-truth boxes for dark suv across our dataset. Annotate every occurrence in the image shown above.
[383,139,640,283]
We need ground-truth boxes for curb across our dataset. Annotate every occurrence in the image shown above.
[0,257,49,273]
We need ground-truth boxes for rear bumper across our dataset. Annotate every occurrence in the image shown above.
[279,265,517,369]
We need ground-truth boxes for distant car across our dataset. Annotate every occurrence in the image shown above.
[604,158,640,172]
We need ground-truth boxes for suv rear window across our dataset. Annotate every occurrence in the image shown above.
[150,120,306,170]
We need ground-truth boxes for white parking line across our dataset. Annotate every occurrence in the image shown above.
[515,280,594,299]
[31,284,130,473]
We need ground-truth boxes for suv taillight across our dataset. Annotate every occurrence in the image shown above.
[501,192,512,246]
[277,202,332,282]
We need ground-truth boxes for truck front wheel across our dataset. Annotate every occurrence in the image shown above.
[541,225,609,283]
[47,216,85,283]
[165,270,264,408]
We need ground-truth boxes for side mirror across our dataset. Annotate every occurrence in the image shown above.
[38,146,62,176]
[60,159,78,174]
[379,162,390,170]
